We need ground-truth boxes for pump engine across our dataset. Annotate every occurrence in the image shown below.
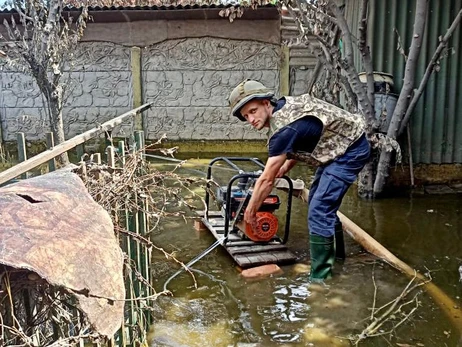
[216,179,281,242]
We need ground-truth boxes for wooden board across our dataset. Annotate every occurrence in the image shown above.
[0,103,152,186]
[199,211,296,269]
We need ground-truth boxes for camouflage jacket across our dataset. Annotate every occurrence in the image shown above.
[268,94,366,166]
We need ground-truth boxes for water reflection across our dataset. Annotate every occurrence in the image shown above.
[258,279,311,343]
[148,157,462,347]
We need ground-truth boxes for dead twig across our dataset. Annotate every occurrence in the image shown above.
[353,270,431,345]
[370,262,377,320]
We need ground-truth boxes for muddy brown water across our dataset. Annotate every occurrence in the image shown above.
[149,156,462,347]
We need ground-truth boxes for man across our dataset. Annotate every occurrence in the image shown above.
[228,79,370,281]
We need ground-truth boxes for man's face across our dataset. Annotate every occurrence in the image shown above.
[240,99,272,130]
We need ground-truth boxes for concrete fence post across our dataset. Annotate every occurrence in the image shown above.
[17,132,27,179]
[131,46,143,131]
[279,45,290,96]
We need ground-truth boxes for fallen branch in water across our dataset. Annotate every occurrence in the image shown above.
[295,186,462,333]
[352,269,430,345]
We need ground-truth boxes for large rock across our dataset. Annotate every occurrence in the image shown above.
[0,170,125,337]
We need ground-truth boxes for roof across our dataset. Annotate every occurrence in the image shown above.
[0,4,280,22]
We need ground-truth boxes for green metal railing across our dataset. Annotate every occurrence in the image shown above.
[0,104,154,346]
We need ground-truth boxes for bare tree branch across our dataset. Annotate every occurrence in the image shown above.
[398,7,462,136]
[373,0,428,194]
[358,0,375,106]
[305,1,337,25]
[2,0,88,165]
[307,59,322,94]
[329,0,375,128]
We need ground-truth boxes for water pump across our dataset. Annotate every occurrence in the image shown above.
[216,177,281,242]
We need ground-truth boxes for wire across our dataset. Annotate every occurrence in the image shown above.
[143,153,261,175]
[162,235,228,292]
[144,153,185,163]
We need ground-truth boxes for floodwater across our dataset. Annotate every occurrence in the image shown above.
[148,155,462,347]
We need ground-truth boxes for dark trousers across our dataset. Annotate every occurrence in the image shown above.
[308,134,370,237]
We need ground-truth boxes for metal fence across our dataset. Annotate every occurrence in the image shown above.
[0,104,155,346]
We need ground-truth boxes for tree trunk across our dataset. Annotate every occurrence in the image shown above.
[358,159,376,199]
[373,0,428,195]
[328,1,375,199]
[49,94,69,166]
[358,0,375,107]
[398,7,462,136]
[329,2,375,128]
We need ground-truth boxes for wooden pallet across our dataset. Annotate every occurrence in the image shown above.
[199,211,297,269]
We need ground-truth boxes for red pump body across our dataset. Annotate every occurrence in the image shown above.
[232,195,280,242]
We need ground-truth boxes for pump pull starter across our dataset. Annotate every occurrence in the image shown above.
[216,175,282,242]
[231,189,280,242]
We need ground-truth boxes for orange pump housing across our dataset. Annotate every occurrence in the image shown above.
[236,212,279,242]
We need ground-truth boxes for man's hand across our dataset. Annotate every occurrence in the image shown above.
[276,159,297,178]
[276,166,286,178]
[244,206,258,231]
[244,154,286,231]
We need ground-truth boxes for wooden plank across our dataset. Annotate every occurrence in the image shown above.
[200,214,296,268]
[201,219,222,236]
[227,234,242,242]
[234,254,252,267]
[0,103,152,186]
[262,253,279,263]
[196,210,223,218]
[225,239,282,247]
[227,244,288,255]
[207,218,225,226]
[234,249,296,268]
[273,252,297,263]
[245,253,266,264]
[209,225,225,232]
[201,219,235,241]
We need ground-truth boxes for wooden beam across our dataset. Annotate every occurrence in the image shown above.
[0,103,152,186]
[297,187,462,333]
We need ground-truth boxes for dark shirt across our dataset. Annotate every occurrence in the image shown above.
[268,99,323,157]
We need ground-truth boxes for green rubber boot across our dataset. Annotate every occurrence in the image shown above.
[335,222,346,261]
[309,234,335,282]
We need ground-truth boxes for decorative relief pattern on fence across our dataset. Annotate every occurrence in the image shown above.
[143,38,280,71]
[142,38,280,141]
[0,38,280,142]
[0,42,133,141]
